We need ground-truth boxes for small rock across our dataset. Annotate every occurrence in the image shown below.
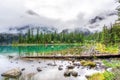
[1,68,21,78]
[85,75,90,78]
[31,65,34,67]
[59,65,63,67]
[8,56,14,59]
[21,68,25,71]
[47,63,52,66]
[72,59,75,63]
[64,70,71,77]
[20,73,36,80]
[67,65,75,69]
[73,62,80,66]
[81,66,84,69]
[58,66,63,71]
[37,67,42,72]
[71,71,78,77]
[44,66,47,68]
[47,63,57,66]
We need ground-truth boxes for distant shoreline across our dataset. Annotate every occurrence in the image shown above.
[0,43,83,46]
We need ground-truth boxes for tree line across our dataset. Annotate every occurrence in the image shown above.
[17,23,120,45]
[18,29,84,44]
[84,24,120,45]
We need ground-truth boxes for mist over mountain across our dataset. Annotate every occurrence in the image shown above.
[7,24,57,34]
[2,10,119,34]
[0,0,119,33]
[4,10,118,34]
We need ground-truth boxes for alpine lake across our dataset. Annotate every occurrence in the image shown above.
[0,44,109,80]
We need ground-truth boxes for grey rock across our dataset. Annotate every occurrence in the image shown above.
[64,70,71,77]
[37,67,42,72]
[67,65,75,69]
[58,66,63,71]
[85,75,90,79]
[64,70,78,77]
[21,68,25,71]
[73,62,80,66]
[8,55,14,59]
[47,63,57,66]
[71,71,78,77]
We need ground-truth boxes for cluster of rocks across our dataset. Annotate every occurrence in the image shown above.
[64,70,78,77]
[1,66,43,79]
[1,57,105,80]
[63,61,80,77]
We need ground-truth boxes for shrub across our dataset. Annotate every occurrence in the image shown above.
[87,73,105,80]
[87,72,114,80]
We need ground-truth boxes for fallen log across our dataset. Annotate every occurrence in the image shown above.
[22,54,120,59]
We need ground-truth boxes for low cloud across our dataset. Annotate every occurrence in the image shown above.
[0,0,119,32]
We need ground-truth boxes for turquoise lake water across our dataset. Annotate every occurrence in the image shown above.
[0,45,75,56]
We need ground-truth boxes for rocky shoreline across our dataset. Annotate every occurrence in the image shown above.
[0,55,109,80]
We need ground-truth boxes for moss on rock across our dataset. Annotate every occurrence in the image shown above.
[80,60,96,68]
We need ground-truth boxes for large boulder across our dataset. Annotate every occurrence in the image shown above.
[1,68,22,78]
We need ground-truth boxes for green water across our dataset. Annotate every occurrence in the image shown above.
[0,44,75,56]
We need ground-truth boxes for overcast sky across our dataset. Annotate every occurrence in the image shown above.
[0,0,119,32]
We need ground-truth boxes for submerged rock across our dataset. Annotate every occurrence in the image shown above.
[1,68,21,78]
[37,67,42,72]
[8,55,14,59]
[31,65,34,67]
[38,61,41,64]
[21,68,25,71]
[47,63,57,66]
[26,73,36,79]
[20,73,36,80]
[58,66,63,71]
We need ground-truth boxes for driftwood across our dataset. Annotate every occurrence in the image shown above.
[22,54,120,60]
